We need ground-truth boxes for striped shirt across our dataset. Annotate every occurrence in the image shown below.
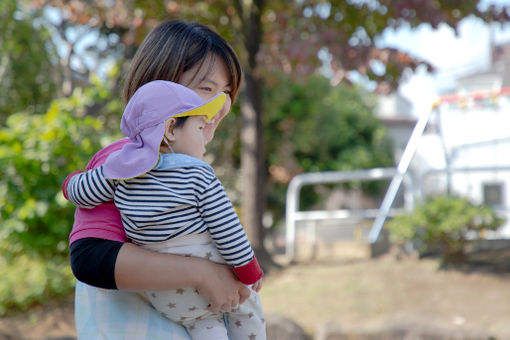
[66,160,256,270]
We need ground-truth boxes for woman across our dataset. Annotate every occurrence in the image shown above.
[69,20,249,339]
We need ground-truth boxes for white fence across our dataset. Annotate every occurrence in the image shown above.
[285,168,414,259]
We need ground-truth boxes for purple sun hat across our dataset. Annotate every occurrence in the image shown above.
[102,80,226,179]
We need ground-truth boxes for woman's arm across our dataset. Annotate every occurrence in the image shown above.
[69,237,250,312]
[115,243,251,312]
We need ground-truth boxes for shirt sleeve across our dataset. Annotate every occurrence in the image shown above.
[69,238,123,289]
[66,165,116,209]
[197,176,263,284]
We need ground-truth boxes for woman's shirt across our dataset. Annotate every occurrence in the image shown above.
[66,138,131,245]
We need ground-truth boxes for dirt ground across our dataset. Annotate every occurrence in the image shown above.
[262,254,510,339]
[2,251,510,340]
[0,294,75,340]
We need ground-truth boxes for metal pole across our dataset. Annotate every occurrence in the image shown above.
[285,179,301,259]
[368,106,436,243]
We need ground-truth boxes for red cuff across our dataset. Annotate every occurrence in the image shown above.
[233,257,263,285]
[62,170,84,200]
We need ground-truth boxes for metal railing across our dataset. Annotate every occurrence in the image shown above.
[285,167,414,259]
[284,106,440,259]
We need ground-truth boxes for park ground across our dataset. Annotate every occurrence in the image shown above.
[2,250,510,339]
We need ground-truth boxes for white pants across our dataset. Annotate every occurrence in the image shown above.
[143,234,266,340]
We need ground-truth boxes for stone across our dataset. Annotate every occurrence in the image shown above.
[265,313,308,340]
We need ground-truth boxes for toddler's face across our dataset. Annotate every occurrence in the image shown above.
[171,116,208,160]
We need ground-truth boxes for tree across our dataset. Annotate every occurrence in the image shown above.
[25,0,510,269]
[0,0,57,123]
[263,74,394,224]
[0,78,121,315]
[0,78,121,259]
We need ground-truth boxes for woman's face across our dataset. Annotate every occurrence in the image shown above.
[179,56,233,143]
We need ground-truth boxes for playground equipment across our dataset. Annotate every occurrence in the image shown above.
[285,87,510,260]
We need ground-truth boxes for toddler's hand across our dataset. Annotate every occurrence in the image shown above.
[252,278,262,292]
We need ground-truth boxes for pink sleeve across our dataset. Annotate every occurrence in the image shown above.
[68,138,131,245]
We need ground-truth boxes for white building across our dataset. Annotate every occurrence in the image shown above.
[399,42,510,237]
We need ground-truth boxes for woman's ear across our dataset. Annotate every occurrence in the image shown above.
[164,118,177,142]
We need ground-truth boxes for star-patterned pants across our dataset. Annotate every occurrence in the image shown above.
[142,234,266,340]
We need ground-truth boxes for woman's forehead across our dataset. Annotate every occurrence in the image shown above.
[182,55,229,87]
[193,60,214,82]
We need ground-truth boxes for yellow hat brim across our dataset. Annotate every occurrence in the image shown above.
[173,92,226,122]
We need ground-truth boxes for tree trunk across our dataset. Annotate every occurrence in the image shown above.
[240,73,265,244]
[237,0,275,271]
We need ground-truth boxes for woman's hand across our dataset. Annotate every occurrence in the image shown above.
[203,122,216,144]
[197,261,250,313]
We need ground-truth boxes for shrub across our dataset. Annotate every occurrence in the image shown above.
[387,196,505,264]
[0,85,120,315]
[0,90,113,258]
[0,255,75,316]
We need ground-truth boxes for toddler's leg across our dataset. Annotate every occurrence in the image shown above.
[228,289,266,340]
[185,316,229,340]
[145,286,210,321]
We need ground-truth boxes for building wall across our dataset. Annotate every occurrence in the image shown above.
[374,76,510,237]
[420,90,510,237]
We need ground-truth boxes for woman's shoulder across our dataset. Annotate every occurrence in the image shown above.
[87,138,130,170]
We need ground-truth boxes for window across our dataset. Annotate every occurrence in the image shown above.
[483,183,504,207]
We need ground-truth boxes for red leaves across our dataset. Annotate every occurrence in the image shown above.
[25,0,509,89]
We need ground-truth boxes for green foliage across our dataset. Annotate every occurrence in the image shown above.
[266,76,393,172]
[0,0,57,123]
[0,88,115,258]
[264,75,394,219]
[387,196,505,263]
[0,255,74,316]
[0,0,123,314]
[0,82,120,315]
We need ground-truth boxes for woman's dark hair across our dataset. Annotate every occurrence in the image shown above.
[123,20,242,105]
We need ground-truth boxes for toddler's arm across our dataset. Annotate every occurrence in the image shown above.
[63,166,115,209]
[198,176,263,285]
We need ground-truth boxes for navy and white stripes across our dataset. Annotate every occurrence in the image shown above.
[66,165,255,268]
